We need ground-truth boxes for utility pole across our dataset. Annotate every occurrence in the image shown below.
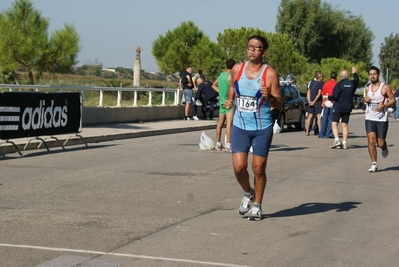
[386,67,389,84]
[381,51,389,84]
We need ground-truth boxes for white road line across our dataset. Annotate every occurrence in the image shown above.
[0,243,105,255]
[0,243,252,267]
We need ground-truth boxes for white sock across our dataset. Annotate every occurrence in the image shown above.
[253,202,261,208]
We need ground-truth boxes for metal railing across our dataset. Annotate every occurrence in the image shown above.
[0,84,180,107]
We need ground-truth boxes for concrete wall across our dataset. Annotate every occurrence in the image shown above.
[82,105,219,125]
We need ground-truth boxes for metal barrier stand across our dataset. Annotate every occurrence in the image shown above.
[0,140,23,157]
[63,134,88,147]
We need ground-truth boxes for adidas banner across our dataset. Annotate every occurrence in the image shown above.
[0,92,82,140]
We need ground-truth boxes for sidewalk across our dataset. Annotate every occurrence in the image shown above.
[1,109,366,156]
[0,119,218,156]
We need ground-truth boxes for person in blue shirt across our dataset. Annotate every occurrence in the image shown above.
[223,35,283,221]
[195,78,218,120]
[393,88,399,120]
[329,67,359,149]
[180,66,194,120]
[305,71,324,135]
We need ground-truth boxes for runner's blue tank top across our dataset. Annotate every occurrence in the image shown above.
[233,61,273,130]
[233,61,273,131]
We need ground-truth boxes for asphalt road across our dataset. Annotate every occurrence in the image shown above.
[1,115,398,267]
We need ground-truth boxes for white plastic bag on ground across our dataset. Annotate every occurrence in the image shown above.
[273,119,281,134]
[199,131,215,150]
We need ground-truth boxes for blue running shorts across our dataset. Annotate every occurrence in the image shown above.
[231,125,273,158]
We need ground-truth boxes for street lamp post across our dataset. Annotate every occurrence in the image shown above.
[381,51,389,84]
[386,67,389,84]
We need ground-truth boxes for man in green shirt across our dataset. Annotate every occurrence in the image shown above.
[212,59,235,152]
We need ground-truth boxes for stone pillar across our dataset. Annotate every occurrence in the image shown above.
[133,47,141,87]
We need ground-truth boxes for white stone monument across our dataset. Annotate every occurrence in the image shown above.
[133,47,141,87]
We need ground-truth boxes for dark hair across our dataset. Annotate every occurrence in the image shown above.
[198,69,203,75]
[247,35,269,50]
[368,66,380,75]
[330,71,337,79]
[226,59,235,69]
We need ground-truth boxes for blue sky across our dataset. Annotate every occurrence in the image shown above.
[1,0,398,72]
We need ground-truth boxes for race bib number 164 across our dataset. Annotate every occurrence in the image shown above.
[237,96,257,112]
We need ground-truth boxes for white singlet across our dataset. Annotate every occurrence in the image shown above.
[365,82,388,122]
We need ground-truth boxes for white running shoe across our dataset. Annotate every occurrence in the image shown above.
[215,143,224,151]
[248,206,262,221]
[382,147,388,158]
[330,140,341,149]
[238,189,254,215]
[342,143,348,149]
[193,116,199,121]
[368,164,378,173]
[224,143,231,153]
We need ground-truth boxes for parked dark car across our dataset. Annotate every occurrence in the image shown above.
[353,95,365,110]
[272,82,306,132]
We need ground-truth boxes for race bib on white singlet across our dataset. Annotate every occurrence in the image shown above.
[237,95,257,112]
[369,103,379,111]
